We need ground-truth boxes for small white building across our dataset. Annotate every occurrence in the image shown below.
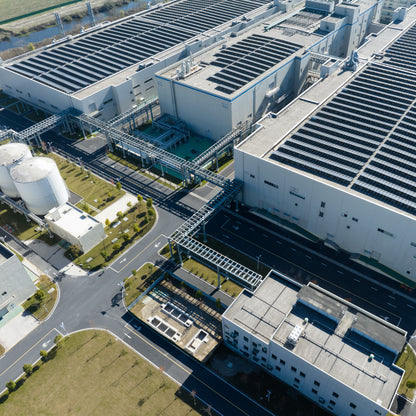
[45,203,106,253]
[234,8,416,285]
[222,270,406,416]
[0,243,36,319]
[156,0,383,140]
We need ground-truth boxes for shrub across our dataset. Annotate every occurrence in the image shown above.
[34,289,45,302]
[23,364,33,376]
[407,380,416,389]
[40,350,48,362]
[146,198,153,208]
[195,290,203,301]
[6,380,16,393]
[113,243,121,251]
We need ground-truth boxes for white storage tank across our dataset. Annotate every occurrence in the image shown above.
[10,157,69,215]
[0,143,32,198]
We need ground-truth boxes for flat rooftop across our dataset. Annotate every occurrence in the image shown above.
[4,0,271,94]
[45,203,101,236]
[238,8,416,217]
[158,8,327,97]
[0,243,13,265]
[224,271,406,408]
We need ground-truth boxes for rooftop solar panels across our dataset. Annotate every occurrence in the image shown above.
[207,34,301,94]
[384,23,416,73]
[271,62,416,215]
[7,0,270,93]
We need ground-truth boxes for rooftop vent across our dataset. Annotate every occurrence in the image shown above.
[287,325,303,345]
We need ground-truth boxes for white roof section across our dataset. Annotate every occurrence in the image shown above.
[45,203,101,237]
[223,271,406,408]
[10,157,57,182]
[0,143,31,167]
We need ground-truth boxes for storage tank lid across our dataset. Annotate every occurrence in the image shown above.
[0,143,31,166]
[11,157,57,182]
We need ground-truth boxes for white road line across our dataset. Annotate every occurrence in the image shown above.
[388,295,396,300]
[306,255,312,260]
[290,248,296,252]
[407,304,415,309]
[124,333,132,339]
[371,286,378,291]
[320,262,327,267]
[276,240,282,245]
[353,278,360,283]
[387,303,397,308]
[337,270,344,275]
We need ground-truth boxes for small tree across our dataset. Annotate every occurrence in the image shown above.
[137,194,143,204]
[105,218,110,227]
[195,290,203,301]
[133,223,140,234]
[34,289,46,303]
[132,269,137,276]
[407,380,416,389]
[215,298,222,311]
[122,233,130,242]
[40,350,48,361]
[116,182,122,190]
[6,380,16,393]
[113,243,121,252]
[107,191,112,200]
[23,363,33,377]
[27,42,35,51]
[127,201,132,209]
[100,250,108,261]
[146,198,153,208]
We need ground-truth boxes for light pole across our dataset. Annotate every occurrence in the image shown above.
[256,254,262,271]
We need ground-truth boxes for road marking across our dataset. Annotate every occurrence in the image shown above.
[262,234,268,238]
[387,303,397,308]
[124,333,132,339]
[275,240,282,245]
[125,326,252,416]
[388,295,396,300]
[371,287,378,291]
[290,248,296,252]
[0,328,59,378]
[337,270,344,275]
[221,224,401,321]
[354,278,360,283]
[407,304,415,309]
[306,255,312,260]
[223,234,230,239]
[117,234,163,272]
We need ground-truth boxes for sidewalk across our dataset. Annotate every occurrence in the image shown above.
[0,312,39,352]
[95,193,138,225]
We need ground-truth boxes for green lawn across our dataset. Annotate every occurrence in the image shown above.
[124,263,163,306]
[22,275,57,321]
[396,345,416,399]
[72,203,156,270]
[0,330,210,416]
[0,0,82,24]
[160,244,244,297]
[47,153,125,213]
[0,203,59,244]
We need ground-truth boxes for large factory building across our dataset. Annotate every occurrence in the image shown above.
[235,7,416,286]
[0,0,277,120]
[155,0,383,139]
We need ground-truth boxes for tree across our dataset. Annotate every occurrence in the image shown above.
[132,269,137,276]
[23,363,33,376]
[122,233,130,242]
[137,194,143,204]
[68,244,81,259]
[127,201,132,209]
[116,181,122,190]
[113,243,121,251]
[146,198,153,208]
[100,250,108,261]
[40,350,48,361]
[215,298,222,311]
[195,290,203,301]
[6,380,16,393]
[27,42,35,51]
[407,380,416,389]
[133,223,140,234]
[34,289,45,303]
[105,218,110,227]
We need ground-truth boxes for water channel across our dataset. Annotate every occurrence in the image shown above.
[0,0,152,53]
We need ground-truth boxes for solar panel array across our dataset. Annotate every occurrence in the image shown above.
[207,34,301,94]
[271,61,416,215]
[7,0,269,94]
[384,23,416,72]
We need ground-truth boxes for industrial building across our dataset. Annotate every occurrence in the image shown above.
[0,243,36,319]
[234,7,416,285]
[0,0,278,120]
[222,270,406,416]
[156,0,383,139]
[45,203,106,253]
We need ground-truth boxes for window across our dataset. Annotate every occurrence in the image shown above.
[350,403,356,409]
[374,411,381,415]
[234,331,239,336]
[312,389,317,394]
[252,342,257,347]
[144,78,152,83]
[318,397,325,404]
[103,98,113,105]
[250,174,255,178]
[294,378,300,383]
[352,217,358,222]
[280,359,285,365]
[275,366,281,371]
[262,347,267,353]
[261,357,266,362]
[330,400,335,406]
[289,190,305,200]
[300,372,305,378]
[244,336,248,342]
[291,366,297,372]
[321,201,326,208]
[271,354,277,360]
[332,392,339,398]
[314,381,320,387]
[243,345,248,350]
[319,211,324,217]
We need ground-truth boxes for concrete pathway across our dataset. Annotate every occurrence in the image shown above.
[95,193,138,224]
[0,313,39,352]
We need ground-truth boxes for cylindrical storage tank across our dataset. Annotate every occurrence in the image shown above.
[11,157,69,215]
[0,143,32,197]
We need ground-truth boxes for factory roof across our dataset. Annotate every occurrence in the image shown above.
[4,0,271,94]
[223,270,406,407]
[157,8,327,97]
[237,8,416,217]
[45,203,102,237]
